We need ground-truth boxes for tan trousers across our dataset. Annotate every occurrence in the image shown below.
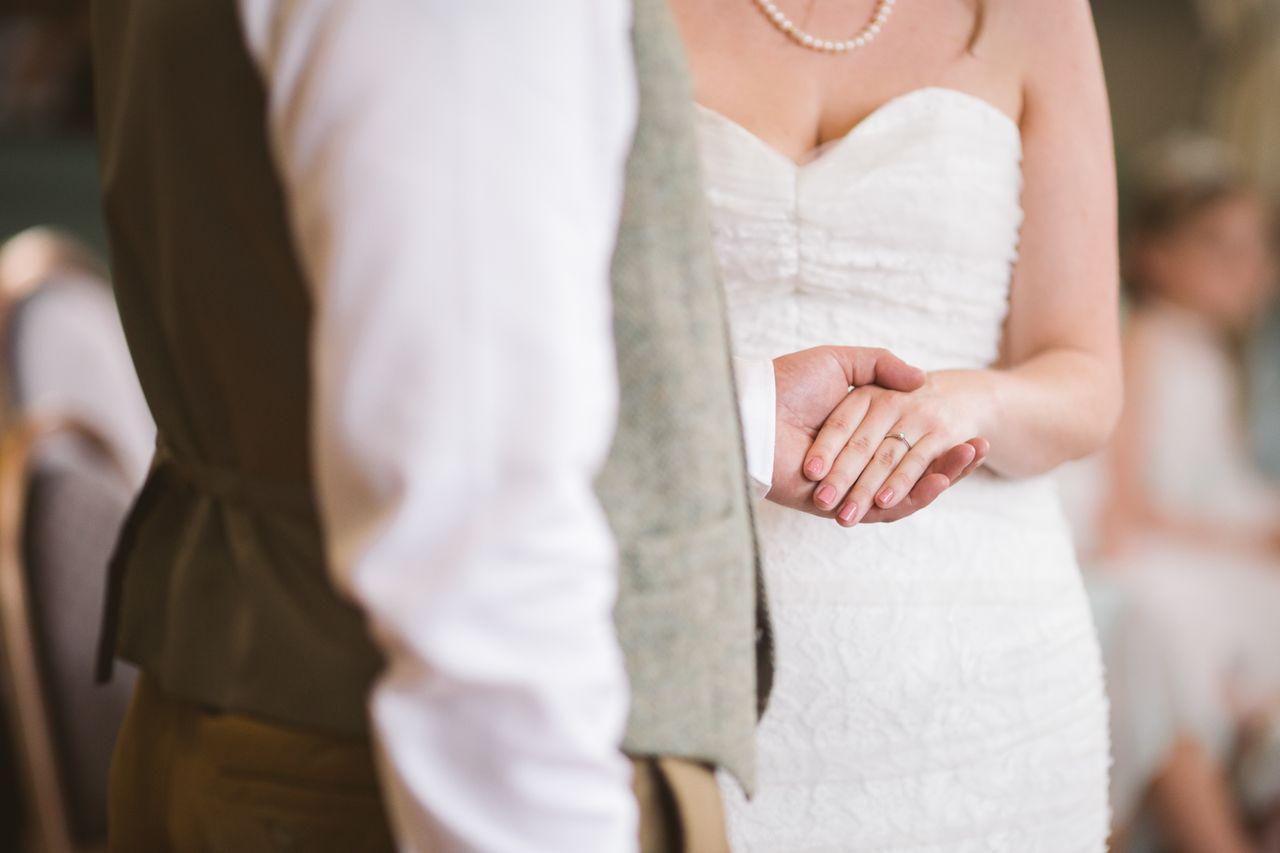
[109,676,729,852]
[108,676,394,852]
[630,755,731,853]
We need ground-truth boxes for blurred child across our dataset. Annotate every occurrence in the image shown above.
[1097,137,1280,853]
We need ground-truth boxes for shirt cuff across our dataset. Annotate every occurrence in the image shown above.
[733,356,776,503]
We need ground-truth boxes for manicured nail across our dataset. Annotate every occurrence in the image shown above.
[838,502,858,523]
[877,488,895,507]
[805,456,824,478]
[815,484,836,507]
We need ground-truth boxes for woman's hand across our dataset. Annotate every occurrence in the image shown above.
[768,348,987,524]
[803,371,990,526]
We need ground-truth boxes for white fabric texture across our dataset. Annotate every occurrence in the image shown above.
[236,2,638,851]
[698,87,1111,852]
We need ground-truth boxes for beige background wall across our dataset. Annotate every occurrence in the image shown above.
[1092,0,1208,165]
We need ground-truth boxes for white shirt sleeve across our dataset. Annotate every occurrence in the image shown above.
[236,3,638,851]
[733,356,776,501]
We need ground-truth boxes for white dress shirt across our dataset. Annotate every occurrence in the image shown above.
[236,2,775,850]
[733,357,777,501]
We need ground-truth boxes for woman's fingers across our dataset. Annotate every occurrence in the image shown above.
[836,426,917,525]
[803,390,874,482]
[812,402,898,514]
[857,440,983,524]
[829,420,911,525]
[861,471,951,523]
[875,434,949,510]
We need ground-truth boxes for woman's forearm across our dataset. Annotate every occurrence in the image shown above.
[936,348,1122,478]
[799,346,1121,523]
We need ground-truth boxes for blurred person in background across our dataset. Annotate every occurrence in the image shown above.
[0,0,92,136]
[1094,136,1280,853]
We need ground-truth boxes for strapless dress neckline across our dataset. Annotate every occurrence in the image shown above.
[694,86,1020,169]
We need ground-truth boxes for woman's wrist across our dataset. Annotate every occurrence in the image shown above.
[925,369,1000,443]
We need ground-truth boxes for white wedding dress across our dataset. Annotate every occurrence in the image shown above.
[697,87,1111,851]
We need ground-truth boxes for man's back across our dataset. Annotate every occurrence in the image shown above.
[93,0,381,733]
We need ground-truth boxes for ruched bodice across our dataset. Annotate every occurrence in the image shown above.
[700,89,1109,852]
[698,87,1023,372]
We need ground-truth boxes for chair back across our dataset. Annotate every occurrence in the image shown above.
[0,244,152,851]
[1,419,137,851]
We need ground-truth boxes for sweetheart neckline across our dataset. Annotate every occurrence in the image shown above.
[694,86,1021,170]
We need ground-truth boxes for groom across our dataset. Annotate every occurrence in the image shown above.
[91,1,983,851]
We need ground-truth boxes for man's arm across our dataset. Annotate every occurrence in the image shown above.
[237,3,637,850]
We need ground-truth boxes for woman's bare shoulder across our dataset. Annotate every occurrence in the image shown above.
[983,0,1095,37]
[994,0,1101,88]
[975,0,1099,86]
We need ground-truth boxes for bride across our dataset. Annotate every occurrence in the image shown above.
[670,0,1121,848]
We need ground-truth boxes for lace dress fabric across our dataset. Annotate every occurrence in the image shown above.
[699,88,1110,851]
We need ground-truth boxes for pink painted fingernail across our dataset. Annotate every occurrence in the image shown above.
[805,456,824,478]
[815,484,836,507]
[877,488,895,507]
[838,502,858,523]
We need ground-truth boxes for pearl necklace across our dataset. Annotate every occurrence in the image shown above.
[752,0,897,53]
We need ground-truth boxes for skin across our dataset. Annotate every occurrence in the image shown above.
[1100,194,1280,563]
[673,0,1123,527]
[1142,736,1254,853]
[1130,194,1277,331]
[767,346,988,521]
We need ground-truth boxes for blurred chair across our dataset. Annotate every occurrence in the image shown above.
[0,416,135,853]
[0,229,152,852]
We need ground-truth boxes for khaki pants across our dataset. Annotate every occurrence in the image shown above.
[630,756,730,853]
[109,676,729,852]
[108,676,394,852]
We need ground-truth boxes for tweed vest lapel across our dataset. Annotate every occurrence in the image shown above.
[597,0,770,793]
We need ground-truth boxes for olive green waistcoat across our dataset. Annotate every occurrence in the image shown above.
[91,0,382,732]
[92,0,768,788]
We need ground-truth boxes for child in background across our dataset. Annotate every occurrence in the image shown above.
[1092,136,1280,853]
